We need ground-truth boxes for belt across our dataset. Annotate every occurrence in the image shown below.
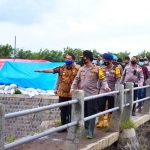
[124,82,138,87]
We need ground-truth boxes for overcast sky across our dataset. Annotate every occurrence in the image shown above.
[0,0,150,56]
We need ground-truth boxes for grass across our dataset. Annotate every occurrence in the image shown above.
[140,145,147,150]
[120,120,136,130]
[14,88,22,94]
[54,120,61,127]
[6,134,15,143]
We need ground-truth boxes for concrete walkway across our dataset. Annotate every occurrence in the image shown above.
[10,113,150,150]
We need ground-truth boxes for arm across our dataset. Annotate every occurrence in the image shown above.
[115,77,121,84]
[145,67,149,80]
[97,67,110,91]
[34,66,62,73]
[34,68,54,73]
[138,69,144,86]
[120,68,126,84]
[70,69,81,91]
[99,78,111,92]
[115,66,121,84]
[119,65,123,75]
[54,76,60,95]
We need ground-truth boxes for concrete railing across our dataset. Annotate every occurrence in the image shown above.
[0,79,150,150]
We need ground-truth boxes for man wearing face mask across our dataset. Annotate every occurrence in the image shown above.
[136,58,149,112]
[146,56,150,78]
[120,56,144,116]
[112,55,123,75]
[71,50,110,139]
[124,56,130,66]
[35,53,79,132]
[95,55,103,66]
[97,53,121,128]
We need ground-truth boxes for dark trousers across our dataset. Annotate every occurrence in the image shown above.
[97,96,114,113]
[132,84,138,113]
[84,99,98,136]
[59,96,71,125]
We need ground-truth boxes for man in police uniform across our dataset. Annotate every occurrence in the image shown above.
[97,53,121,128]
[112,54,123,75]
[35,53,79,132]
[71,50,110,139]
[120,56,144,116]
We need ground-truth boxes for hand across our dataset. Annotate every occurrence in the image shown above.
[104,87,111,92]
[138,83,143,87]
[54,90,58,95]
[34,70,42,72]
[70,89,74,93]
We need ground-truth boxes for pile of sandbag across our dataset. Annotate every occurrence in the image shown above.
[0,84,55,97]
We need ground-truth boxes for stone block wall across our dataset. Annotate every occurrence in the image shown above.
[136,119,150,149]
[0,94,60,139]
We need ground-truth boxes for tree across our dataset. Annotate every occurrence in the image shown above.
[0,44,13,58]
[137,50,150,59]
[108,50,130,60]
[92,49,101,59]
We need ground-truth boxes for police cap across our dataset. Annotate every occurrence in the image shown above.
[102,53,113,60]
[82,50,93,61]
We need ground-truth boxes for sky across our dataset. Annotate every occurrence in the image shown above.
[0,0,150,56]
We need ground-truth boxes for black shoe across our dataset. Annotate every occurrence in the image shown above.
[132,112,136,116]
[57,129,67,133]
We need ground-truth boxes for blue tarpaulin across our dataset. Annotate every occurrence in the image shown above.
[0,61,64,90]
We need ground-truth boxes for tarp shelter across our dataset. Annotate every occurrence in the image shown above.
[0,61,64,90]
[0,59,49,68]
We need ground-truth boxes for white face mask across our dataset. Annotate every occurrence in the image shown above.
[144,61,148,64]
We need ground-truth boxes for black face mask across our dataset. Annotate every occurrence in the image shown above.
[131,61,136,65]
[125,62,129,65]
[112,62,118,66]
[104,61,110,66]
[82,58,88,64]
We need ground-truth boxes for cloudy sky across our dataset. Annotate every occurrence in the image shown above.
[0,0,150,56]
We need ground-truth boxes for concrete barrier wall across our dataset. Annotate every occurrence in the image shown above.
[0,94,60,139]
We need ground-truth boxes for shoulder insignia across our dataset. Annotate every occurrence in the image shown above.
[110,69,115,73]
[115,66,121,78]
[80,67,85,71]
[98,67,105,79]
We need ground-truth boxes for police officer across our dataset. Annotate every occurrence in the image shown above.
[71,50,110,139]
[112,54,123,75]
[120,56,144,116]
[124,56,130,66]
[97,53,121,128]
[136,58,149,112]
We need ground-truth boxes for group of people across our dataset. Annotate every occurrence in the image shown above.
[35,50,150,139]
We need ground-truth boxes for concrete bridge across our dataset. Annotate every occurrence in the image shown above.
[1,80,150,150]
[9,113,150,150]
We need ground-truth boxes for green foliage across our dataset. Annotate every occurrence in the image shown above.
[108,50,130,60]
[140,145,147,150]
[0,43,149,62]
[54,120,61,126]
[0,44,13,58]
[137,50,150,59]
[120,120,136,130]
[14,89,22,94]
[6,134,15,143]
